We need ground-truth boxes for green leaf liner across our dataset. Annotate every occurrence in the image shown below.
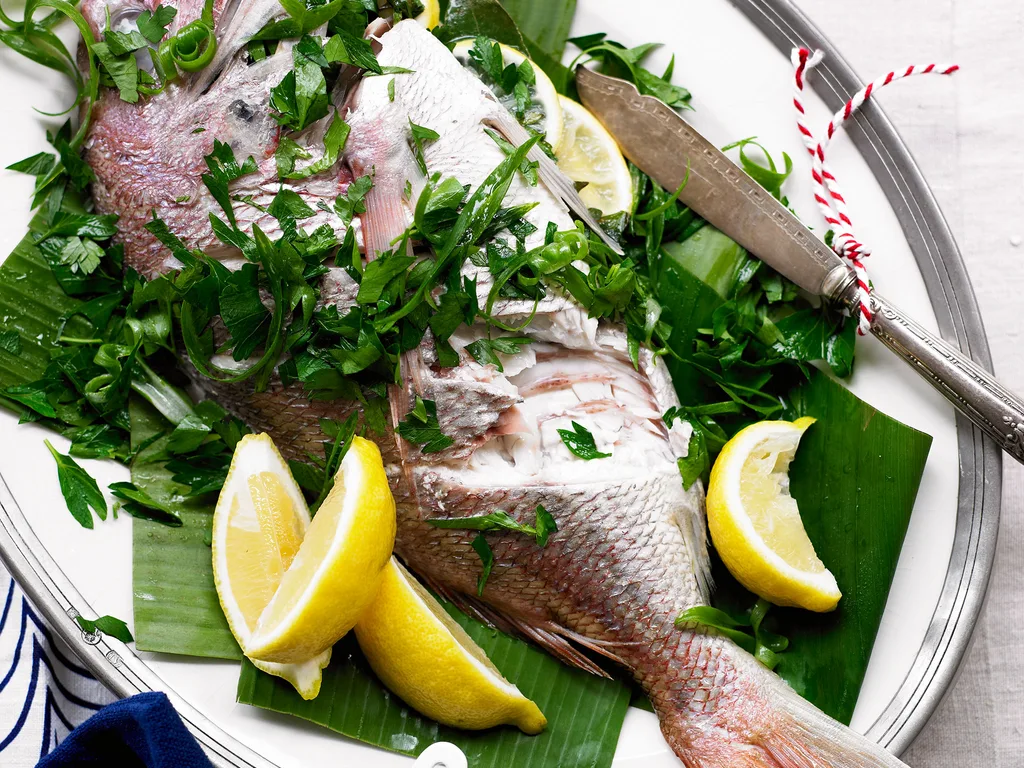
[658,232,932,723]
[0,220,86,389]
[237,603,631,768]
[498,0,576,58]
[129,399,241,659]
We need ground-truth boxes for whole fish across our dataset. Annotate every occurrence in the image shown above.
[78,5,909,767]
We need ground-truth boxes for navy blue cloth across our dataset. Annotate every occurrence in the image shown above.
[36,691,212,768]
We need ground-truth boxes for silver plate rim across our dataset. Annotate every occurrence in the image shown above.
[0,1,1001,764]
[731,0,1001,756]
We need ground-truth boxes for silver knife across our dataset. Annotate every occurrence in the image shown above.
[577,66,1024,465]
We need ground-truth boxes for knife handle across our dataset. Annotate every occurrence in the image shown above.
[868,291,1024,463]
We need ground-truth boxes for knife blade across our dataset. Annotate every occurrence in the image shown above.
[575,67,855,303]
[575,66,1024,468]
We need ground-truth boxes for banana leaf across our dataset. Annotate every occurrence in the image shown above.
[130,398,242,660]
[657,231,932,724]
[236,604,631,768]
[498,0,576,58]
[0,217,87,389]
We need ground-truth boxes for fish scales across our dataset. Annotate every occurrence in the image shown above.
[79,6,910,767]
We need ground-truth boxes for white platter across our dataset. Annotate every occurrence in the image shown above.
[0,0,1000,765]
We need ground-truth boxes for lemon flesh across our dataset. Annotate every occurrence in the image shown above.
[246,437,396,664]
[415,0,441,29]
[452,39,565,153]
[355,559,547,734]
[706,417,841,612]
[212,433,331,699]
[556,95,633,216]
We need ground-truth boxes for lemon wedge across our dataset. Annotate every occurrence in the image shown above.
[555,95,633,216]
[355,558,547,734]
[245,436,396,664]
[452,39,565,153]
[415,0,440,29]
[211,433,331,699]
[706,418,841,612]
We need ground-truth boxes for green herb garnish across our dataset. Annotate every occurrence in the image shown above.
[408,120,440,175]
[471,533,494,596]
[109,481,183,527]
[75,614,134,643]
[557,421,610,460]
[427,505,557,547]
[675,600,789,670]
[45,439,107,529]
[396,397,454,454]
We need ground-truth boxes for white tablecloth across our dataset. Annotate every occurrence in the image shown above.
[797,1,1024,766]
[2,1,1021,765]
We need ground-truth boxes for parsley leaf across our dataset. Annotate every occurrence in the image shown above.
[136,5,177,43]
[270,35,330,132]
[576,37,690,109]
[278,112,351,180]
[6,152,56,176]
[408,120,439,175]
[334,174,373,226]
[109,481,183,527]
[471,533,494,596]
[218,264,271,361]
[557,421,611,460]
[202,140,259,228]
[465,336,530,372]
[323,29,383,74]
[427,505,557,547]
[676,600,788,670]
[676,426,709,491]
[45,440,107,529]
[75,614,134,643]
[534,504,557,546]
[396,396,453,454]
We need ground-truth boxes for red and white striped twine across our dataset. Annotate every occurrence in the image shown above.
[790,48,959,335]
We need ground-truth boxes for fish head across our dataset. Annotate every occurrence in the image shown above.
[81,0,347,277]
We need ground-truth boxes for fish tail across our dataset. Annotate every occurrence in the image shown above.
[656,657,907,768]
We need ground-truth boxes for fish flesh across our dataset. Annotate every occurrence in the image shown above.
[79,5,910,766]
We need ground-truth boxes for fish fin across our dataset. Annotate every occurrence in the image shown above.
[358,169,413,258]
[675,481,713,604]
[421,576,618,678]
[485,111,624,255]
[659,656,907,768]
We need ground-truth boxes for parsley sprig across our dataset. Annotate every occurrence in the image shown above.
[429,505,557,594]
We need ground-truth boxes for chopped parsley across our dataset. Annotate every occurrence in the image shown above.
[676,600,788,670]
[75,614,134,644]
[45,440,107,529]
[408,120,440,175]
[396,397,454,454]
[136,5,178,44]
[109,481,183,527]
[557,421,611,460]
[471,534,494,596]
[427,506,557,547]
[465,336,531,372]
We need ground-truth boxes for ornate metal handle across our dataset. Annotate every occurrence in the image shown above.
[866,291,1024,464]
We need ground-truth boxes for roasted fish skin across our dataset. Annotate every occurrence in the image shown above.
[79,0,351,278]
[83,10,908,767]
